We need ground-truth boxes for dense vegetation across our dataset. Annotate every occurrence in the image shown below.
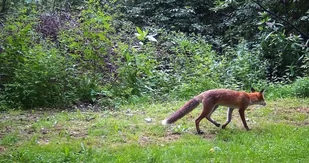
[0,0,309,110]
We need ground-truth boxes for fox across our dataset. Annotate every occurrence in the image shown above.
[162,88,266,134]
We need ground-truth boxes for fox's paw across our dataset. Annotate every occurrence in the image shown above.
[197,130,204,135]
[221,125,227,129]
[215,123,221,127]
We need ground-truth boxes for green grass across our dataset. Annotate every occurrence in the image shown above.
[1,98,309,162]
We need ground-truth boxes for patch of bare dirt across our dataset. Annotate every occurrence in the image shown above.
[0,146,6,153]
[69,129,88,138]
[53,123,88,138]
[277,107,309,114]
[0,126,13,139]
[157,132,182,144]
[37,138,50,145]
[162,132,182,142]
[158,130,217,144]
[274,107,309,126]
[292,121,309,126]
[295,107,309,113]
[23,125,36,135]
[202,132,217,140]
[139,135,153,145]
[138,132,182,146]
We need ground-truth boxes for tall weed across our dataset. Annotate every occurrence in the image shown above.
[292,77,309,97]
[216,41,267,90]
[4,45,78,108]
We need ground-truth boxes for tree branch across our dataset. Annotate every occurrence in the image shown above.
[254,0,309,41]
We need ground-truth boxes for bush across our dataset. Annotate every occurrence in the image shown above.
[0,10,38,87]
[3,45,78,108]
[162,32,220,98]
[0,5,106,109]
[258,12,308,81]
[266,83,293,99]
[215,41,267,90]
[292,77,309,98]
[266,77,309,99]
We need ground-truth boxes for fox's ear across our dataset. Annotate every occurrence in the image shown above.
[260,89,265,94]
[250,87,256,92]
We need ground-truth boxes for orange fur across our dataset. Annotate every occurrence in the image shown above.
[162,88,266,134]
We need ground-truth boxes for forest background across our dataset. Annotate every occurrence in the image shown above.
[1,0,309,110]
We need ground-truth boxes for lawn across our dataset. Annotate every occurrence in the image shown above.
[1,98,309,162]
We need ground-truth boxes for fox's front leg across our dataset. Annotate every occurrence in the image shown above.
[222,107,234,129]
[239,108,250,130]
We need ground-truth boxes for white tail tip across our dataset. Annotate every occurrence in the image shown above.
[162,119,169,125]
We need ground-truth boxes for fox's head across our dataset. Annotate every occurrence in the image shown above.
[249,87,266,106]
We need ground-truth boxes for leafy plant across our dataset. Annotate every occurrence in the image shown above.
[258,11,308,81]
[216,41,267,90]
[135,26,157,43]
[292,77,309,97]
[3,44,80,108]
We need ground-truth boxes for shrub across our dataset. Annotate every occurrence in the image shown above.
[266,83,293,99]
[163,32,220,98]
[292,77,309,97]
[258,12,308,81]
[3,45,78,108]
[0,11,38,87]
[265,77,309,99]
[0,6,105,109]
[208,41,267,91]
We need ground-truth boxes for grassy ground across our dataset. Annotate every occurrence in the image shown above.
[1,98,309,162]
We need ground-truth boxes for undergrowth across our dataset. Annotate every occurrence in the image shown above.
[0,1,309,110]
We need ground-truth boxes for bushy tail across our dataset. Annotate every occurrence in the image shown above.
[162,98,200,125]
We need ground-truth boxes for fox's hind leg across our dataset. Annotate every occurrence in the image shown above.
[195,101,215,134]
[205,105,221,127]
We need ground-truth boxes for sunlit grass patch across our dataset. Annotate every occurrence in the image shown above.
[1,98,309,162]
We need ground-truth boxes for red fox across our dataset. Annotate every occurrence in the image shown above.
[162,88,266,134]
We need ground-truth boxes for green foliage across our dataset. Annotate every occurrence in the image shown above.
[124,0,205,33]
[1,0,309,110]
[135,26,149,42]
[114,42,158,99]
[266,83,294,99]
[266,78,309,99]
[124,0,309,81]
[0,10,37,84]
[0,4,108,109]
[215,41,267,90]
[161,32,219,98]
[58,3,113,76]
[0,133,18,146]
[258,12,308,81]
[115,30,220,100]
[4,44,78,108]
[292,77,309,98]
[1,0,86,13]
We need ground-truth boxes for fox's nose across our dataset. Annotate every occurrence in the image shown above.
[261,101,266,106]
